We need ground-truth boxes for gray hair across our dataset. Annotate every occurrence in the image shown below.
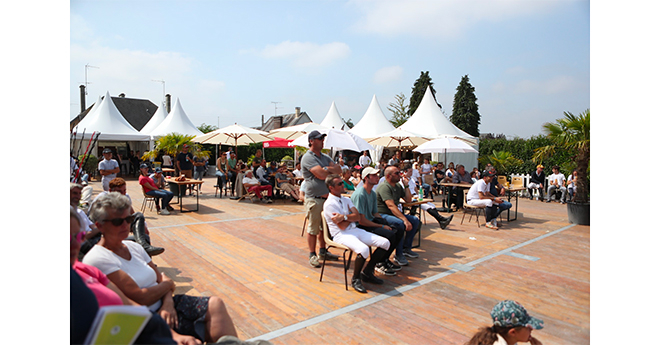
[70,182,83,191]
[88,192,131,223]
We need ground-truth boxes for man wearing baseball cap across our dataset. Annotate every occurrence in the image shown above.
[351,167,404,275]
[98,148,120,191]
[466,170,504,230]
[300,130,343,267]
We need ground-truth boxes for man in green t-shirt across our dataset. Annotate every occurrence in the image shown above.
[375,165,420,266]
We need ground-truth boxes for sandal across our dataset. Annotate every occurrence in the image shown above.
[485,223,499,230]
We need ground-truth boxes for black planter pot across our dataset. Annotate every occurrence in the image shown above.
[567,201,590,225]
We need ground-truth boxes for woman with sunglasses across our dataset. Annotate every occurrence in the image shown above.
[82,192,237,343]
[70,206,185,344]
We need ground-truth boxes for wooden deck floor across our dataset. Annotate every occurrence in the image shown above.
[87,176,589,344]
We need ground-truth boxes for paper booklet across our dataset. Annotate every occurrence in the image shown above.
[83,305,152,345]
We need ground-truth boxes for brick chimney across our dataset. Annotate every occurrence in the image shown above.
[165,94,171,113]
[79,85,86,113]
[118,93,125,98]
[295,107,301,118]
[274,116,283,129]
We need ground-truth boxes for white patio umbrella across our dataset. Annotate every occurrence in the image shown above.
[194,123,273,149]
[290,128,373,152]
[413,137,478,166]
[269,122,330,140]
[366,127,432,148]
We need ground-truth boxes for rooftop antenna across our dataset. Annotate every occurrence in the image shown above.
[271,101,281,116]
[83,64,99,95]
[152,79,166,107]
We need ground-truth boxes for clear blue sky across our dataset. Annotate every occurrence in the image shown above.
[70,0,589,138]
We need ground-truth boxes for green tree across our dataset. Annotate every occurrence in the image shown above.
[478,150,523,178]
[143,133,210,161]
[197,123,218,134]
[532,109,590,202]
[451,75,481,137]
[387,92,410,127]
[408,71,441,116]
[343,118,354,129]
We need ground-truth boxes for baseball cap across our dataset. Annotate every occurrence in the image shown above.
[308,130,327,141]
[140,163,149,169]
[482,170,496,178]
[102,148,112,154]
[154,167,162,173]
[361,167,380,179]
[491,300,544,330]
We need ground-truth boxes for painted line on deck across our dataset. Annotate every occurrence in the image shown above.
[149,211,308,229]
[248,223,576,342]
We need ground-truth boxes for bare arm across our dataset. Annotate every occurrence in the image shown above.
[105,268,175,307]
[309,161,342,180]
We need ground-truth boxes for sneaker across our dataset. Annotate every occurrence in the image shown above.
[375,263,397,276]
[267,198,273,204]
[351,278,367,293]
[166,205,174,212]
[360,271,384,284]
[319,249,339,261]
[309,254,321,268]
[159,209,170,215]
[393,254,409,266]
[492,219,498,227]
[403,248,419,258]
[261,198,268,203]
[485,222,499,230]
[386,260,402,271]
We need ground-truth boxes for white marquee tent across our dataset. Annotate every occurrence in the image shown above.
[72,91,150,141]
[140,105,168,135]
[148,98,203,138]
[399,86,479,168]
[319,101,346,130]
[348,95,395,163]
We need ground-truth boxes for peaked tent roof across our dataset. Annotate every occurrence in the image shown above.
[399,86,476,140]
[140,105,168,134]
[319,101,345,130]
[149,98,203,138]
[349,95,395,139]
[73,91,150,141]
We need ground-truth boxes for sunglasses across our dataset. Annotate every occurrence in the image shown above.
[101,214,136,226]
[71,231,85,244]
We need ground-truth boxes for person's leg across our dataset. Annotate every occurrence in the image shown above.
[131,212,165,256]
[546,185,556,202]
[356,230,390,275]
[495,201,512,218]
[205,296,238,341]
[559,186,567,203]
[380,214,405,257]
[402,214,420,254]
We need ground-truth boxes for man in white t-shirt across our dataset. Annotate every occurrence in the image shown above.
[323,174,391,293]
[98,148,120,191]
[358,151,372,167]
[546,165,567,204]
[466,171,504,230]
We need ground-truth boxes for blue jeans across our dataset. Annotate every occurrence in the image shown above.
[487,201,512,221]
[380,213,420,256]
[146,189,174,209]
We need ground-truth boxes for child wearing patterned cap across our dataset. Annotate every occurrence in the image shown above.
[465,300,544,345]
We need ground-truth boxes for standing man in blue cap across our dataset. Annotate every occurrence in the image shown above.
[98,148,120,192]
[300,130,343,267]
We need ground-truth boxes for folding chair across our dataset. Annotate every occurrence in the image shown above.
[319,218,354,291]
[141,191,157,213]
[461,189,485,227]
[238,184,257,203]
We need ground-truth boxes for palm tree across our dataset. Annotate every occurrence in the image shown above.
[478,150,523,178]
[532,109,590,203]
[143,133,210,162]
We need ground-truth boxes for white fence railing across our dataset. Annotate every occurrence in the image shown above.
[510,173,550,199]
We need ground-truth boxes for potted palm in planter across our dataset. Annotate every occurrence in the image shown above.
[533,109,590,225]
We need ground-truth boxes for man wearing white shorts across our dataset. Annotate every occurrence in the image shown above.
[323,174,390,293]
[466,170,504,230]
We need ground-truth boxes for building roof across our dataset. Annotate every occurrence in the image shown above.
[257,111,313,132]
[70,95,158,132]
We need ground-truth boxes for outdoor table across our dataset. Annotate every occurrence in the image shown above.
[502,186,526,221]
[166,177,204,213]
[402,198,433,248]
[162,168,176,177]
[439,182,472,213]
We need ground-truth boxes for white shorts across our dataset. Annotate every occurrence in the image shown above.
[467,198,493,208]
